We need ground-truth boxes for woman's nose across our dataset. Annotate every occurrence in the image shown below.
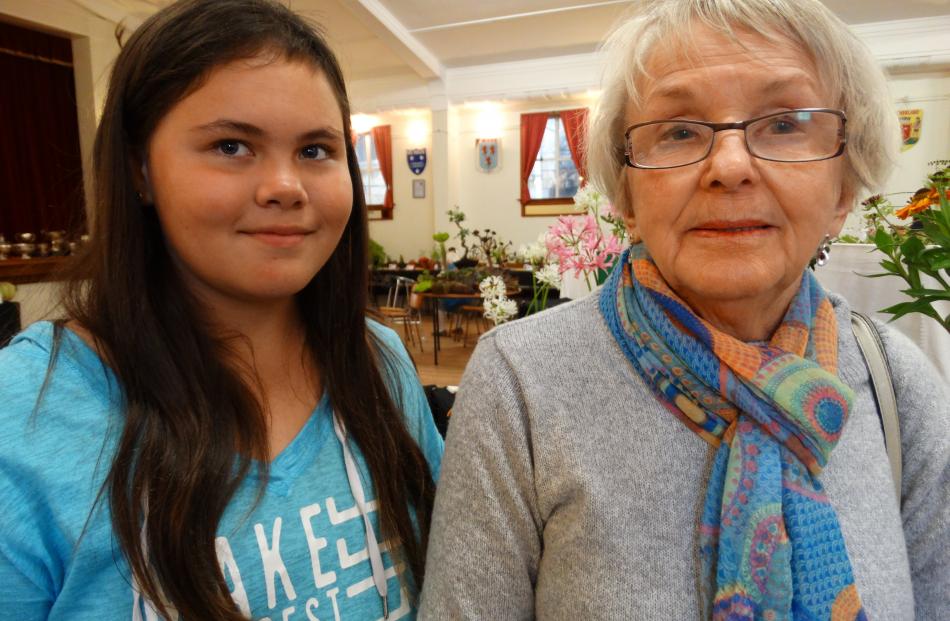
[701,130,760,190]
[255,162,307,209]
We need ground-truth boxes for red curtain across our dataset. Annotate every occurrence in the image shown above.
[0,22,85,241]
[370,125,393,210]
[520,112,549,204]
[560,108,589,184]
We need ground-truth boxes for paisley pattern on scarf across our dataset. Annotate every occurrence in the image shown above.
[600,244,866,621]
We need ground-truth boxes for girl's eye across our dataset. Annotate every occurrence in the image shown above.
[301,144,329,160]
[215,140,251,157]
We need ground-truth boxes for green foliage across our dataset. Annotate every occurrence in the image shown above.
[446,207,473,260]
[861,162,950,333]
[368,239,387,268]
[432,232,450,265]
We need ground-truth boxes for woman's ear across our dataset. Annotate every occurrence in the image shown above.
[828,183,855,238]
[620,179,641,244]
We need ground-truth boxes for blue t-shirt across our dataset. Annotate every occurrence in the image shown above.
[0,321,443,620]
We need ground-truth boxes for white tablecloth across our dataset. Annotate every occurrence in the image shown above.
[816,244,949,383]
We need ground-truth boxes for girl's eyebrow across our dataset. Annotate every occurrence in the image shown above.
[193,119,345,142]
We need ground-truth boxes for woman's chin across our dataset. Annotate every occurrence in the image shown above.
[668,255,793,308]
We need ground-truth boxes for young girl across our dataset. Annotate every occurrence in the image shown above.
[0,1,442,618]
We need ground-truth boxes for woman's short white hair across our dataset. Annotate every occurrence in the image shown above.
[586,0,899,217]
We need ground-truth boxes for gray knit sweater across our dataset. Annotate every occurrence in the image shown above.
[418,291,949,620]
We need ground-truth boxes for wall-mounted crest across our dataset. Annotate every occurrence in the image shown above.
[476,138,500,173]
[407,148,427,175]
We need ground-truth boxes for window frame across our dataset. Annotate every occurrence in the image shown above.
[355,132,391,220]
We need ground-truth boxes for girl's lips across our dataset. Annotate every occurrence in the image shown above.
[243,231,310,248]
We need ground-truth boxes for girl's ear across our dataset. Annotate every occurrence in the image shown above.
[131,157,153,204]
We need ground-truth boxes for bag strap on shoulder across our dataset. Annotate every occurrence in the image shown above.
[850,310,901,500]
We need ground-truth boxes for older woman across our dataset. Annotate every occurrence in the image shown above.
[419,1,948,619]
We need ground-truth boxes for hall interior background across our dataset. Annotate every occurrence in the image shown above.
[1,0,948,381]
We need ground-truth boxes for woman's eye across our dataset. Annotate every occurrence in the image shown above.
[768,119,798,134]
[215,140,251,157]
[301,144,329,160]
[661,126,699,142]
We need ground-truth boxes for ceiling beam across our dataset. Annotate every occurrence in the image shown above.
[338,0,444,81]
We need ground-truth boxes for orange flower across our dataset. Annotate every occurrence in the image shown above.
[895,188,939,219]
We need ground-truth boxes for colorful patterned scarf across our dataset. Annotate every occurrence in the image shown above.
[600,244,866,621]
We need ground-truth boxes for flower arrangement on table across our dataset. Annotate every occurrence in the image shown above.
[513,237,563,317]
[479,275,519,326]
[545,185,627,292]
[860,161,949,333]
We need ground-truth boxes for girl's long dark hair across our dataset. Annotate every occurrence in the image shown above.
[55,1,435,617]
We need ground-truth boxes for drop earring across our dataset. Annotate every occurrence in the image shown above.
[813,234,832,268]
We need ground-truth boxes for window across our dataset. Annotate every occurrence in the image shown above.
[355,133,386,206]
[527,116,579,200]
[520,108,588,216]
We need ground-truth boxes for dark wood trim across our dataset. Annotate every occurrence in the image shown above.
[0,256,72,284]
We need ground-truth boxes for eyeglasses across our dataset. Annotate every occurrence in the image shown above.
[623,108,847,169]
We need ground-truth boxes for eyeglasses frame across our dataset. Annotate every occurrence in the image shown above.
[622,108,848,170]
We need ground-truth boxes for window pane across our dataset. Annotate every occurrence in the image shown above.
[367,137,378,167]
[557,158,579,198]
[558,118,572,159]
[538,118,557,160]
[355,134,367,164]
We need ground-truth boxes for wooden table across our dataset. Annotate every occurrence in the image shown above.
[417,292,480,365]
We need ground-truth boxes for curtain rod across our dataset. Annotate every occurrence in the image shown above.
[0,47,73,68]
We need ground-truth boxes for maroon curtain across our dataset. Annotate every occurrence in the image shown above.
[370,125,393,210]
[0,21,85,241]
[560,108,589,184]
[520,112,549,203]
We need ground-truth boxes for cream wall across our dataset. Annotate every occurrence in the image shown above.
[433,95,599,258]
[840,70,949,238]
[365,109,437,262]
[14,282,63,326]
[884,73,950,195]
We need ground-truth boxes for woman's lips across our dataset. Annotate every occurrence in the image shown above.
[691,220,775,238]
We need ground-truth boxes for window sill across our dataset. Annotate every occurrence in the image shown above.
[367,205,393,221]
[521,197,582,217]
[0,256,72,284]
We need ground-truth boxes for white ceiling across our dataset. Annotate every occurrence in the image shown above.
[73,0,950,107]
[90,0,950,82]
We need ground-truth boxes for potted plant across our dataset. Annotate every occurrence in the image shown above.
[861,161,949,332]
[447,207,478,268]
[432,232,450,269]
[369,238,387,269]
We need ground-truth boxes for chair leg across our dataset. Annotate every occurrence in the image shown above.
[414,321,424,353]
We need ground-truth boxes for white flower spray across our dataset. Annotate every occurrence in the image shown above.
[479,275,518,326]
